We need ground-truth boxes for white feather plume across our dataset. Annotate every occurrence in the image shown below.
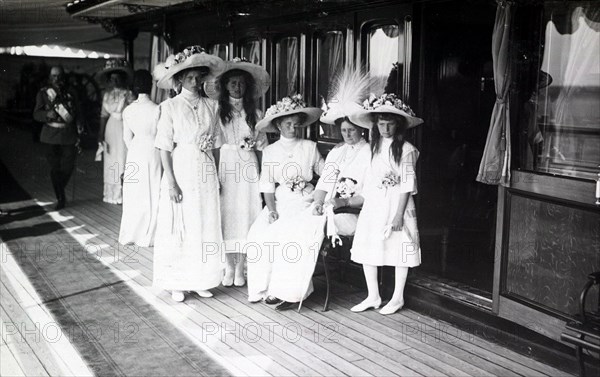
[326,65,370,110]
[152,54,175,82]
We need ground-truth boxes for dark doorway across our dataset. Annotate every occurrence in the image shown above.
[415,0,498,297]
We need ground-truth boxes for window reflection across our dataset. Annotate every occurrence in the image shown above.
[525,5,600,180]
[367,24,403,95]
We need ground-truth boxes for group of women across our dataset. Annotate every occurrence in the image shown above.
[101,45,423,315]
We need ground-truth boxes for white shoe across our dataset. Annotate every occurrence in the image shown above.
[171,290,185,302]
[196,290,213,298]
[350,297,382,312]
[379,300,404,315]
[222,271,234,287]
[234,275,246,287]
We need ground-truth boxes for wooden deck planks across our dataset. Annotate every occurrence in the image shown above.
[0,127,576,377]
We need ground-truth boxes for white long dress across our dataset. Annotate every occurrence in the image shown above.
[219,99,267,253]
[246,136,324,302]
[315,138,369,236]
[102,88,133,204]
[118,94,161,247]
[351,139,421,267]
[153,88,225,291]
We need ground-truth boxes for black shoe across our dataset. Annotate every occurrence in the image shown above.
[275,301,296,311]
[264,296,282,305]
[54,199,65,211]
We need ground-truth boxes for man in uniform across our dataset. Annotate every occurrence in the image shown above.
[33,66,82,210]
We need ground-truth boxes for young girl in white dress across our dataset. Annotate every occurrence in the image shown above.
[97,59,134,204]
[348,94,424,315]
[246,95,324,309]
[211,59,270,287]
[153,46,226,302]
[119,70,161,247]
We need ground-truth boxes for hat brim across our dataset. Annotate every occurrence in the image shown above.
[96,67,133,83]
[319,103,364,125]
[157,53,225,90]
[348,106,424,129]
[256,107,323,133]
[204,62,271,100]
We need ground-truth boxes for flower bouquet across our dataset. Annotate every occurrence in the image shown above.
[285,175,307,193]
[378,172,401,193]
[239,136,256,150]
[197,134,215,152]
[335,177,358,199]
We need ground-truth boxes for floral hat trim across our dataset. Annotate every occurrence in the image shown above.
[103,58,130,70]
[362,93,417,116]
[168,45,207,69]
[265,94,307,118]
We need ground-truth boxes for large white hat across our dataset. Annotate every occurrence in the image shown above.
[348,93,424,129]
[320,66,370,126]
[204,57,271,99]
[255,94,322,133]
[96,58,133,83]
[156,46,225,90]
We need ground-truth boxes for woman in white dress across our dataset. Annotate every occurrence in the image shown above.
[153,46,225,302]
[208,58,270,287]
[246,95,324,309]
[97,59,134,204]
[313,67,371,236]
[348,94,424,315]
[118,70,161,247]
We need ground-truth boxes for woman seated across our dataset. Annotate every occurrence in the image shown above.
[313,67,371,236]
[246,95,324,310]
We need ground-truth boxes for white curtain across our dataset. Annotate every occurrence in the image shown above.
[285,37,298,96]
[368,26,400,95]
[327,32,344,83]
[150,35,171,104]
[245,40,261,65]
[552,7,600,125]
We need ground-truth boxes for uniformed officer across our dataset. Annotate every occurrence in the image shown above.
[33,66,82,210]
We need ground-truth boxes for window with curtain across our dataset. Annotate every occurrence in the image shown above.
[317,31,345,140]
[366,23,404,96]
[522,3,600,180]
[241,39,261,65]
[210,43,228,61]
[276,36,298,98]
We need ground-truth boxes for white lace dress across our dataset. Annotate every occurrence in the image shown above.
[153,88,225,291]
[101,87,133,204]
[246,136,325,303]
[315,138,369,236]
[219,99,267,253]
[351,139,421,267]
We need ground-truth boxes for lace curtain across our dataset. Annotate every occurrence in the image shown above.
[277,37,298,97]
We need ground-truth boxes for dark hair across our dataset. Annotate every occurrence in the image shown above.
[334,116,363,131]
[218,69,258,129]
[369,113,407,164]
[273,112,308,133]
[132,69,152,95]
[109,71,128,89]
